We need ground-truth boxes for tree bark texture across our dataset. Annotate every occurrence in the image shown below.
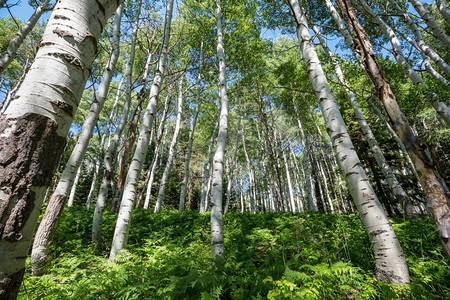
[336,0,450,260]
[288,0,410,283]
[109,0,174,261]
[0,0,119,297]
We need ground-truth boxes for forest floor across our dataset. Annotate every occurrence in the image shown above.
[19,208,449,299]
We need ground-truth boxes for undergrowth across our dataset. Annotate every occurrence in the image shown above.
[19,208,450,299]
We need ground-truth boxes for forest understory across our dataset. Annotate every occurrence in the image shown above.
[18,208,450,299]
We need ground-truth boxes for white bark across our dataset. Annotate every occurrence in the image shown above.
[436,0,450,24]
[288,0,410,283]
[200,121,218,213]
[408,0,450,48]
[67,162,82,207]
[155,78,183,212]
[0,0,119,295]
[224,118,240,214]
[0,0,51,73]
[109,0,174,261]
[311,21,417,216]
[211,0,228,258]
[281,143,296,213]
[93,1,142,248]
[361,0,450,126]
[143,93,171,209]
[30,2,123,275]
[179,43,204,212]
[388,0,450,79]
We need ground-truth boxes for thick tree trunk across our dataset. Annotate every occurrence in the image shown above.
[0,0,119,297]
[211,0,229,258]
[31,4,123,273]
[336,0,450,260]
[287,0,410,283]
[109,0,174,261]
[0,0,51,73]
[155,78,183,212]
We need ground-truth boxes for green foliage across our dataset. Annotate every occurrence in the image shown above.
[19,209,449,299]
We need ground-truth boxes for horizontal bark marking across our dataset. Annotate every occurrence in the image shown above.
[49,99,74,117]
[47,52,83,69]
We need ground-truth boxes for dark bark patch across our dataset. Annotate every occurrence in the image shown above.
[0,113,66,240]
[49,100,74,117]
[0,266,25,299]
[53,27,74,38]
[369,229,388,236]
[47,52,83,69]
[53,14,70,21]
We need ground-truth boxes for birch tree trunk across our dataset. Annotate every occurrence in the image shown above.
[67,162,82,207]
[310,21,416,216]
[336,0,450,259]
[0,0,119,296]
[31,4,123,273]
[143,93,171,209]
[224,118,240,214]
[360,0,450,127]
[436,0,450,23]
[200,121,218,213]
[155,78,183,212]
[211,0,229,258]
[287,0,410,283]
[408,0,450,48]
[94,0,142,224]
[109,0,174,261]
[292,98,317,211]
[0,0,51,73]
[179,43,204,212]
[113,44,156,211]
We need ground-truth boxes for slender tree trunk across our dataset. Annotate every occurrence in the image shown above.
[0,58,30,113]
[436,0,450,24]
[92,1,142,248]
[113,46,156,211]
[67,162,82,207]
[408,0,450,48]
[0,0,119,297]
[155,78,183,212]
[224,118,240,214]
[0,0,51,73]
[360,0,450,127]
[143,93,171,209]
[211,0,229,258]
[336,0,450,259]
[292,98,317,211]
[179,43,204,212]
[287,0,410,283]
[109,0,174,261]
[200,121,218,213]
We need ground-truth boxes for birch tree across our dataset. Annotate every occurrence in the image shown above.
[155,78,183,212]
[335,0,450,260]
[109,0,174,261]
[210,0,229,258]
[31,4,123,274]
[0,0,119,296]
[0,0,51,73]
[286,0,410,283]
